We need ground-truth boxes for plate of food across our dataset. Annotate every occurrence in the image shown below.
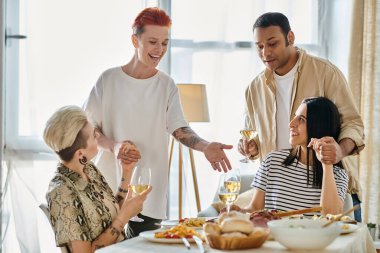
[339,223,358,234]
[140,224,202,243]
[160,217,213,229]
[312,214,357,224]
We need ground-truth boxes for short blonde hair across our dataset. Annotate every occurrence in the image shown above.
[43,106,89,161]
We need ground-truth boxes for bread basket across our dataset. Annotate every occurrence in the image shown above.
[205,228,269,250]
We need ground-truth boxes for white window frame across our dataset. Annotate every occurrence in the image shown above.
[4,0,46,153]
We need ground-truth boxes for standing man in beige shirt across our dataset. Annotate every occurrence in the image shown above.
[238,12,364,221]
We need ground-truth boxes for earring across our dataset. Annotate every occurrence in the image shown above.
[79,156,88,165]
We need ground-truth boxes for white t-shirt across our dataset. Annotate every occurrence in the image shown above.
[84,67,188,219]
[274,63,298,150]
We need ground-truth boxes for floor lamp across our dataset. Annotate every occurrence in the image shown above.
[169,84,210,219]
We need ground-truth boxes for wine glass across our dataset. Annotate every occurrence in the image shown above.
[223,169,241,193]
[218,170,241,213]
[239,129,258,163]
[129,166,151,222]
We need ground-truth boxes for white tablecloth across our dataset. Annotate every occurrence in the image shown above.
[96,223,376,253]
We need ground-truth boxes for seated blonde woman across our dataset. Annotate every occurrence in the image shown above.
[43,105,151,253]
[229,97,349,216]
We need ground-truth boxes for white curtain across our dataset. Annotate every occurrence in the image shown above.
[349,0,380,224]
[2,150,58,252]
[2,1,142,252]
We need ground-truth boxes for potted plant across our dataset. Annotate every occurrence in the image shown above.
[367,223,376,240]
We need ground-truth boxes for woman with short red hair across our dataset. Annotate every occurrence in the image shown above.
[84,7,233,237]
[132,7,172,35]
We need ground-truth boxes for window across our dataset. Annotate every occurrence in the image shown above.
[3,1,144,251]
[5,0,143,152]
[168,0,353,217]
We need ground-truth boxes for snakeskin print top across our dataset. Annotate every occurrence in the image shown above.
[46,162,125,249]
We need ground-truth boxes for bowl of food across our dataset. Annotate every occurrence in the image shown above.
[268,219,340,250]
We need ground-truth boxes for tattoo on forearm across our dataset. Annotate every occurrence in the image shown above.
[95,244,106,249]
[115,194,124,204]
[109,225,121,237]
[121,177,125,182]
[180,136,201,148]
[173,127,202,148]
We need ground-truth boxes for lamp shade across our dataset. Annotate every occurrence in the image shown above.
[177,84,210,122]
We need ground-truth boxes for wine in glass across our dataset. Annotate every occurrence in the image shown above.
[129,166,151,222]
[218,172,240,213]
[223,169,241,193]
[240,129,257,163]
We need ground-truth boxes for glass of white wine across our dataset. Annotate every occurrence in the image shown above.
[223,169,241,193]
[240,129,258,163]
[129,166,151,222]
[218,170,240,213]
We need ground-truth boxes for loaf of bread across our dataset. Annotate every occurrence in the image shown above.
[221,218,253,234]
[219,211,250,224]
[203,223,221,236]
[221,232,248,238]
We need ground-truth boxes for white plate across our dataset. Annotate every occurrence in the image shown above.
[340,223,358,234]
[139,230,195,244]
[160,219,179,228]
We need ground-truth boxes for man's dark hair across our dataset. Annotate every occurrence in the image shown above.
[253,12,291,45]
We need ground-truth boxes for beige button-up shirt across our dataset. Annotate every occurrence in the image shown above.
[245,48,365,196]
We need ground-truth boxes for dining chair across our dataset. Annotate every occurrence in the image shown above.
[39,203,70,253]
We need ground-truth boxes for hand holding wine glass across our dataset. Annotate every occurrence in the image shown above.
[118,185,152,224]
[129,166,152,222]
[239,129,258,163]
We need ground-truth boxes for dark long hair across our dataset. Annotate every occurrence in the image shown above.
[283,97,342,188]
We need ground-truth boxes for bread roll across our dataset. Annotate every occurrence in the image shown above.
[248,227,267,238]
[203,223,221,236]
[221,232,247,238]
[218,211,250,224]
[221,218,253,234]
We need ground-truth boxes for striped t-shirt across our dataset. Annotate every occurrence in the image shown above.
[252,150,348,213]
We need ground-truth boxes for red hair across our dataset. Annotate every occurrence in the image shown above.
[132,7,172,35]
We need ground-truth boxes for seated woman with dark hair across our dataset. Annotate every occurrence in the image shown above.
[236,97,348,216]
[43,105,151,253]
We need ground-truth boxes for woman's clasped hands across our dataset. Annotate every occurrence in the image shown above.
[115,141,141,170]
[308,137,342,165]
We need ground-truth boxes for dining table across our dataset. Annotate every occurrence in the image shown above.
[96,223,376,253]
